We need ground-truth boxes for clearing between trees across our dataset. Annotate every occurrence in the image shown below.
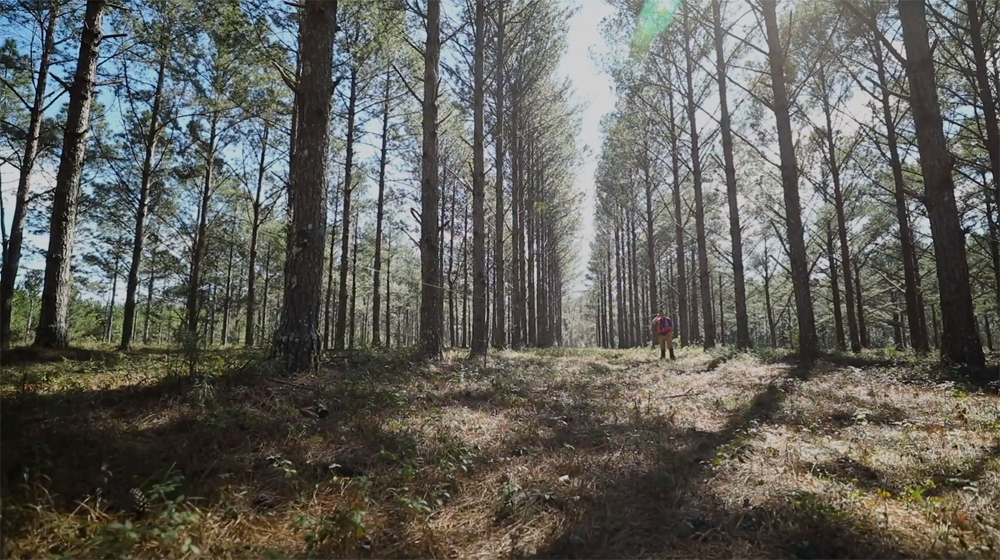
[1,348,998,559]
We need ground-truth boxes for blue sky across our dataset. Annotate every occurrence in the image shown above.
[559,0,617,291]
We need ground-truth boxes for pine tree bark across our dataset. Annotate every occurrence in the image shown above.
[682,3,715,349]
[271,0,336,372]
[628,217,641,345]
[35,0,107,349]
[491,1,506,350]
[689,246,700,342]
[470,0,488,355]
[245,123,269,348]
[510,115,525,348]
[818,66,861,352]
[606,242,615,346]
[323,203,338,349]
[526,144,536,347]
[537,215,551,347]
[447,179,457,348]
[965,0,1000,313]
[105,252,120,343]
[334,68,358,350]
[461,201,469,347]
[897,0,985,370]
[615,226,626,348]
[642,142,658,317]
[763,243,777,349]
[372,68,391,347]
[385,239,392,347]
[120,53,168,350]
[761,0,818,360]
[868,23,927,352]
[419,0,444,359]
[142,247,156,344]
[185,114,218,341]
[221,236,234,344]
[2,3,59,349]
[667,88,688,346]
[854,264,869,348]
[712,0,749,348]
[826,220,846,350]
[349,221,358,349]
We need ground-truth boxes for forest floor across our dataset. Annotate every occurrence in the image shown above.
[1,344,999,559]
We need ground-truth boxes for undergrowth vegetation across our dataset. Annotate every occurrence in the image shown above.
[1,346,997,558]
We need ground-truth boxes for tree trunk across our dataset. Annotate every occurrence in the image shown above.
[470,0,488,355]
[537,215,551,347]
[510,113,524,348]
[763,246,777,349]
[419,0,443,359]
[142,249,156,344]
[334,68,358,350]
[891,290,903,349]
[447,178,457,348]
[271,0,336,372]
[2,3,58,348]
[667,89,688,346]
[462,199,469,348]
[491,1,506,350]
[761,0,818,360]
[628,217,641,345]
[826,220,846,350]
[372,68,391,347]
[712,0,750,348]
[35,0,107,348]
[385,247,392,348]
[246,123,269,348]
[606,243,615,346]
[323,214,337,349]
[105,253,120,343]
[983,313,994,352]
[184,114,218,343]
[966,0,1000,237]
[869,25,927,352]
[689,246,700,342]
[931,305,939,348]
[718,273,725,345]
[854,264,869,348]
[261,246,271,341]
[120,53,168,350]
[35,0,107,349]
[221,236,234,345]
[526,144,536,347]
[615,226,626,348]
[643,146,658,319]
[897,0,985,370]
[683,3,715,349]
[818,67,861,352]
[349,220,358,349]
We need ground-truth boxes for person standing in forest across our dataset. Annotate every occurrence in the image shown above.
[652,311,675,361]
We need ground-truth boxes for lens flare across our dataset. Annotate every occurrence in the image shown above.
[633,0,681,57]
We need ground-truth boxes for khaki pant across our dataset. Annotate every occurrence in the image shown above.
[657,331,674,360]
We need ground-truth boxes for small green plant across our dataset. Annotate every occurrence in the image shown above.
[87,472,203,557]
[397,494,432,515]
[293,507,367,554]
[267,454,299,482]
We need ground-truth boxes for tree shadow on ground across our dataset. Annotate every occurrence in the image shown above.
[1,345,199,367]
[0,349,449,522]
[523,358,912,559]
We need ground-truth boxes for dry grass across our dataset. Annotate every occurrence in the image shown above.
[1,345,998,559]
